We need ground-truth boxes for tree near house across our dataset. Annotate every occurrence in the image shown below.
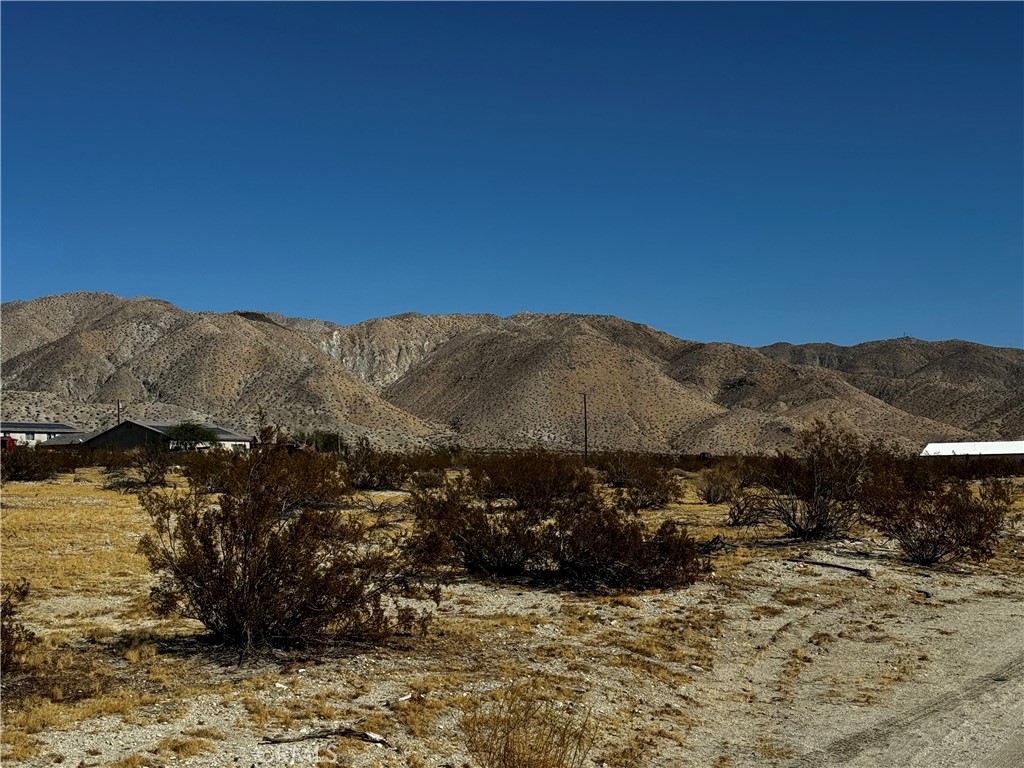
[165,422,219,451]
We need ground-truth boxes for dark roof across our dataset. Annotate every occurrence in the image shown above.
[40,431,99,447]
[1,421,81,433]
[134,422,253,442]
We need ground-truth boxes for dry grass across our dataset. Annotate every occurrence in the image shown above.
[151,735,218,759]
[1,470,151,598]
[461,680,594,768]
[2,470,1022,766]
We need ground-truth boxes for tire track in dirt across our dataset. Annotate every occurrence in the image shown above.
[786,650,1024,768]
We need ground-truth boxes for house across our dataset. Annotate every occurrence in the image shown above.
[920,441,1024,457]
[0,421,83,447]
[39,431,102,449]
[72,420,254,452]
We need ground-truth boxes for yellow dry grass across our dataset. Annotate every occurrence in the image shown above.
[1,469,152,597]
[2,466,1020,766]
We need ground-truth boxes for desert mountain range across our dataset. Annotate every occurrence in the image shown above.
[2,292,1021,454]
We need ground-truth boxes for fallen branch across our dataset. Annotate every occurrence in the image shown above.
[262,726,391,748]
[786,558,874,579]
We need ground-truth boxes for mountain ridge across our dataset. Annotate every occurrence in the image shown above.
[2,292,1019,453]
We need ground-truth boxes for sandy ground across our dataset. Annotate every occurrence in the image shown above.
[2,472,1022,767]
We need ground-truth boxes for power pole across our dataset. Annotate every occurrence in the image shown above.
[582,393,589,467]
[117,400,123,425]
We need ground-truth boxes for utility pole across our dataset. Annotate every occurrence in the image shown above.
[117,400,123,425]
[582,393,589,467]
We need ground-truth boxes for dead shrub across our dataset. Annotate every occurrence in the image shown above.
[461,681,594,768]
[138,445,438,657]
[862,471,1013,565]
[725,490,766,527]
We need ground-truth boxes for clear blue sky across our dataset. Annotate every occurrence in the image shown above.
[3,2,1022,348]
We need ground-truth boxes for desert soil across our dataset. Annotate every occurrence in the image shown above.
[2,470,1022,767]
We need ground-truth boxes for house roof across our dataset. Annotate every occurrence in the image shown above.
[40,431,100,447]
[131,421,253,442]
[920,441,1024,456]
[0,421,81,433]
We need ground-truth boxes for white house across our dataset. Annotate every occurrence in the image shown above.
[920,441,1024,457]
[0,421,83,447]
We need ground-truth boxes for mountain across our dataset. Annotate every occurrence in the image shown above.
[1,293,437,447]
[760,340,1024,441]
[2,292,1019,453]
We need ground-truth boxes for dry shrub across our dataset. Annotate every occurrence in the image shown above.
[103,447,174,493]
[556,491,707,590]
[407,476,546,578]
[410,471,708,591]
[597,452,679,510]
[754,423,867,540]
[1,578,35,676]
[138,445,438,657]
[345,436,408,490]
[175,449,236,494]
[0,448,63,483]
[466,449,593,516]
[462,681,594,768]
[862,471,1014,565]
[695,462,740,505]
[725,490,766,527]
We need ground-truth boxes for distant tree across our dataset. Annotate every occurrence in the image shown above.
[165,422,219,451]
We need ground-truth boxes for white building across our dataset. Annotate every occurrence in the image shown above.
[920,441,1024,457]
[0,421,83,447]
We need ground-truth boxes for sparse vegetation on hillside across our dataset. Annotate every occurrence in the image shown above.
[8,292,1021,456]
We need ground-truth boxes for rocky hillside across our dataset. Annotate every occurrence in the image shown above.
[2,292,1019,453]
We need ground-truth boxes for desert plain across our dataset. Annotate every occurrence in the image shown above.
[2,466,1022,768]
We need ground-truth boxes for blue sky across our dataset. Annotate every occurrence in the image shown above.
[3,2,1021,348]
